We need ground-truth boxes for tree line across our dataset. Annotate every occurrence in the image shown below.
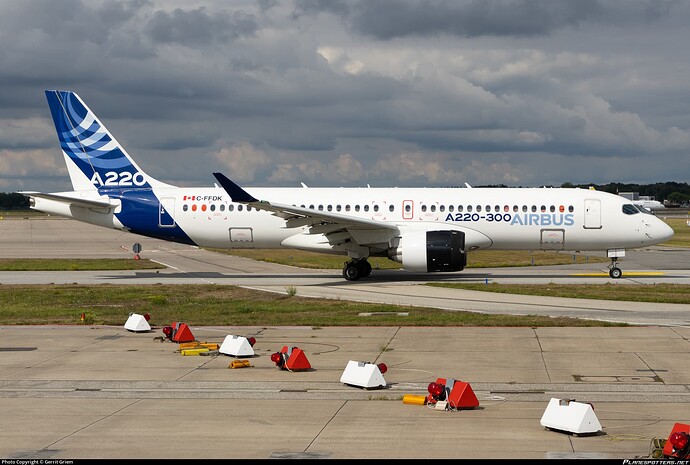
[561,181,690,206]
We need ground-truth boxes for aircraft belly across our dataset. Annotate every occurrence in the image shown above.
[175,215,293,249]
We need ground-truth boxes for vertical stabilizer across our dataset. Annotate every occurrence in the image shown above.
[45,90,171,192]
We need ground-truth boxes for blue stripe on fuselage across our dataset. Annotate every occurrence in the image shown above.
[102,187,195,245]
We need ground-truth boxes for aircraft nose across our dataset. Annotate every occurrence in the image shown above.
[656,219,674,242]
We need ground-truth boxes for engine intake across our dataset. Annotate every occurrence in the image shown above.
[389,230,466,272]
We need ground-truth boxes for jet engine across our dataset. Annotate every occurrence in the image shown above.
[388,229,466,272]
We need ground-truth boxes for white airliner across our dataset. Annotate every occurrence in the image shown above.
[633,199,666,211]
[20,91,674,281]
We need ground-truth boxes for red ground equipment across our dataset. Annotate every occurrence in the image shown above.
[270,346,311,371]
[663,423,690,459]
[163,321,195,343]
[426,377,479,410]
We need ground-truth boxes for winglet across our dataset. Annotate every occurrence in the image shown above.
[213,172,259,203]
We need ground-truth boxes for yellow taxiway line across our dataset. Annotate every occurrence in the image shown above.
[571,272,666,277]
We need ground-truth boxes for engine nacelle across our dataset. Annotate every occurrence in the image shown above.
[389,230,466,272]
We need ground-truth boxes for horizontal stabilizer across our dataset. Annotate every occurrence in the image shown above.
[19,191,116,209]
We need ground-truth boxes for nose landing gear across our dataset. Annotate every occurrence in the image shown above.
[608,257,622,279]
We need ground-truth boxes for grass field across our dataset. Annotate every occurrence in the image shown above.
[0,284,626,327]
[0,258,165,271]
[428,282,690,304]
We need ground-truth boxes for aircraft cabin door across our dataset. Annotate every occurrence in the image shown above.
[402,200,414,220]
[583,199,601,229]
[159,197,176,227]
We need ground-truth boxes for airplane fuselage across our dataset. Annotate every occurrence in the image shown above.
[31,185,669,255]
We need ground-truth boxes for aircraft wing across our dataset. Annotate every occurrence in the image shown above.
[213,172,399,234]
[19,192,117,209]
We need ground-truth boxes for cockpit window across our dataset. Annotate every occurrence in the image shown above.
[622,204,639,215]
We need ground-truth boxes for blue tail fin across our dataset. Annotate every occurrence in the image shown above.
[45,90,169,191]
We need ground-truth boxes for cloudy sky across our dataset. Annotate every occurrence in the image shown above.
[1,0,689,193]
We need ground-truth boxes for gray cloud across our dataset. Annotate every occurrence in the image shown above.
[145,6,258,45]
[295,0,607,39]
[0,0,687,193]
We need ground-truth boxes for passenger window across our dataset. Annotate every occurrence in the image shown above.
[504,205,509,212]
[355,205,360,212]
[210,204,216,212]
[373,205,379,212]
[559,205,564,213]
[318,205,323,211]
[327,205,332,211]
[568,205,574,213]
[220,204,225,212]
[192,205,197,212]
[494,205,500,212]
[448,205,454,212]
[421,205,427,212]
[364,205,370,212]
[183,204,188,212]
[336,205,341,212]
[440,205,445,212]
[229,205,234,212]
[531,205,537,212]
[522,205,527,212]
[430,205,436,212]
[476,205,482,212]
[238,205,243,212]
[467,205,473,212]
[345,205,351,211]
[389,205,394,212]
[486,205,491,212]
[550,205,555,212]
[540,205,546,213]
[405,204,411,212]
[458,205,464,212]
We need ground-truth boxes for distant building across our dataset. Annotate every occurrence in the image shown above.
[618,192,665,211]
[619,192,640,201]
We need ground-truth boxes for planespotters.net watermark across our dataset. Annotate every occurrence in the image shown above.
[623,460,689,465]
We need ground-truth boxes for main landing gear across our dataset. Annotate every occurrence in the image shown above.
[342,259,372,281]
[608,257,623,279]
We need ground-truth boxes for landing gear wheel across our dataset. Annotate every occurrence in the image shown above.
[608,256,623,279]
[343,262,361,281]
[359,260,372,278]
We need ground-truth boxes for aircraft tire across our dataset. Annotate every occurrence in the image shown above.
[359,260,372,278]
[343,263,361,281]
[609,267,622,279]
